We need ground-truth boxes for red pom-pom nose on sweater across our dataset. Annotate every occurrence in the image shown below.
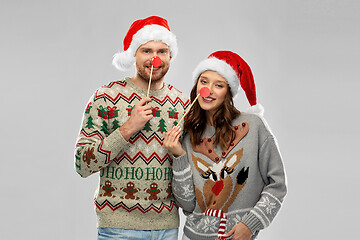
[212,180,224,196]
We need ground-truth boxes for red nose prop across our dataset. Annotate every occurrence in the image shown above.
[151,56,161,67]
[175,87,210,127]
[199,87,210,98]
[147,56,162,98]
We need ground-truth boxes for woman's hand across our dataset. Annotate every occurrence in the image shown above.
[222,222,252,240]
[163,126,185,157]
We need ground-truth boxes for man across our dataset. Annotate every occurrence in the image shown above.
[74,16,189,240]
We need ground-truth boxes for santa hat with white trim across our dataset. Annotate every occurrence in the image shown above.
[192,50,264,116]
[112,16,178,71]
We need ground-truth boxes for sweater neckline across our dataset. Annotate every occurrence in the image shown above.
[125,77,170,99]
[203,124,216,139]
[193,122,249,163]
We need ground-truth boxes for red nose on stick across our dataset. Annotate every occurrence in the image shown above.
[147,56,162,98]
[151,56,161,67]
[176,87,210,127]
[199,87,210,98]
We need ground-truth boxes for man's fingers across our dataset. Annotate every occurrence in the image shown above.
[144,109,153,115]
[138,97,152,106]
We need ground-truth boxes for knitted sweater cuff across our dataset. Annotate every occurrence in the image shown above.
[241,212,264,234]
[172,154,190,172]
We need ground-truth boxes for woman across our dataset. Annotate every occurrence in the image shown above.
[163,51,287,240]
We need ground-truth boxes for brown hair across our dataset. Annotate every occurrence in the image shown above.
[184,78,240,150]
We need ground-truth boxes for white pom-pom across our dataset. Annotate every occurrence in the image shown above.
[112,50,135,71]
[246,103,264,117]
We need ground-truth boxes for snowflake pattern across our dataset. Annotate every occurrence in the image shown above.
[137,142,144,149]
[200,217,218,232]
[181,184,193,197]
[231,214,243,226]
[144,146,151,155]
[158,148,165,155]
[151,142,158,149]
[129,146,136,154]
[173,184,180,193]
[258,196,277,214]
[186,214,197,227]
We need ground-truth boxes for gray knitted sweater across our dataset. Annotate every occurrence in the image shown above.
[172,113,287,240]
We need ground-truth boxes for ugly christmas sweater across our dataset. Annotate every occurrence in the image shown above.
[75,77,190,230]
[172,113,287,240]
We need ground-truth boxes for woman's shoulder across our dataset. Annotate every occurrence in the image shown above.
[234,112,263,125]
[234,112,274,136]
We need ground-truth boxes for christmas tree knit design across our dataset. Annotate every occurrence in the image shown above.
[157,118,167,133]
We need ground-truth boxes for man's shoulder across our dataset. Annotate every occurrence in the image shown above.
[92,78,131,103]
[97,79,128,92]
[165,83,190,101]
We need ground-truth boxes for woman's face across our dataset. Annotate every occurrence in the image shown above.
[196,70,229,116]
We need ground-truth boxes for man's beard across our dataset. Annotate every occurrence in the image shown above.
[136,62,169,83]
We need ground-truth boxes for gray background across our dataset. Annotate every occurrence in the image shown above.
[1,0,359,239]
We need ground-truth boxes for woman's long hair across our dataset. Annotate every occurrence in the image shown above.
[184,78,240,150]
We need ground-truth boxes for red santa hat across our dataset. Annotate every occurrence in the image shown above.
[192,50,264,115]
[112,16,178,71]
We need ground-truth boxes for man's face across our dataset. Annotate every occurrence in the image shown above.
[134,41,171,82]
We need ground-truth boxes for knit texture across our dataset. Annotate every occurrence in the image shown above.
[172,113,287,240]
[75,77,190,230]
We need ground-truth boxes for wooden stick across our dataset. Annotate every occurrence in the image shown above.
[146,65,154,98]
[176,92,201,127]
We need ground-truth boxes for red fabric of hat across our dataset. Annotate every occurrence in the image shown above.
[123,16,171,51]
[112,16,177,71]
[208,51,257,106]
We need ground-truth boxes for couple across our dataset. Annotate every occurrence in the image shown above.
[74,16,287,240]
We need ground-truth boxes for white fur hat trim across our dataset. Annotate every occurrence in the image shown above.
[112,25,178,71]
[192,57,241,97]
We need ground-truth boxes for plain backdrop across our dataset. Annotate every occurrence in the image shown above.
[1,0,359,239]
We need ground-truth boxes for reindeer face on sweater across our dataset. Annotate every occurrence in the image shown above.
[193,148,249,213]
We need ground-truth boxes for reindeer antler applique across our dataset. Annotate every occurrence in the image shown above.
[192,122,249,163]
